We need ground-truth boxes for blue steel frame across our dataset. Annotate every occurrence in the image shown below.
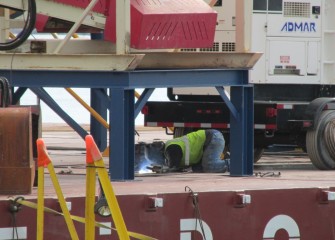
[1,68,253,180]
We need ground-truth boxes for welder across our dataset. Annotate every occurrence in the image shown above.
[164,129,230,173]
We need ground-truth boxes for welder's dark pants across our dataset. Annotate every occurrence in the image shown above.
[192,129,228,173]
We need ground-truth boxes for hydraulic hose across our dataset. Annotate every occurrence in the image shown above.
[0,77,12,107]
[0,0,36,51]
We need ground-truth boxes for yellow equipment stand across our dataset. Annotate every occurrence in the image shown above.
[85,143,97,240]
[36,139,79,240]
[22,136,156,239]
[85,134,157,239]
[85,135,130,240]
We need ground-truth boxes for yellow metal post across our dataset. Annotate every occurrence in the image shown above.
[36,139,79,240]
[36,139,48,240]
[37,165,45,240]
[85,135,130,240]
[85,146,96,239]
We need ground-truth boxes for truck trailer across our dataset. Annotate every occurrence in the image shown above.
[144,0,335,169]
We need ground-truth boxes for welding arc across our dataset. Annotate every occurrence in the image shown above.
[0,0,36,51]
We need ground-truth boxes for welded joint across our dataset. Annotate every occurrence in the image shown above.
[146,196,164,211]
[216,86,239,121]
[318,189,335,204]
[234,192,251,208]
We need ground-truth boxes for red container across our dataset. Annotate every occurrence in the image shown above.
[36,0,217,49]
[105,0,217,49]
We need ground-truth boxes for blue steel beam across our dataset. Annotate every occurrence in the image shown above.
[3,69,248,88]
[30,87,88,139]
[2,68,253,180]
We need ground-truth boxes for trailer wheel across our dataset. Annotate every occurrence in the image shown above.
[254,148,264,163]
[306,110,335,170]
[173,127,194,138]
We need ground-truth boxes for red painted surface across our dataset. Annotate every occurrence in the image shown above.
[35,0,217,49]
[1,187,335,239]
[108,0,217,49]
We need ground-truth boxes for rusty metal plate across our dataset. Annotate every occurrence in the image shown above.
[0,107,34,194]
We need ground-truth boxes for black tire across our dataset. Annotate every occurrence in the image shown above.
[94,197,111,217]
[254,148,264,163]
[173,127,194,138]
[306,110,335,170]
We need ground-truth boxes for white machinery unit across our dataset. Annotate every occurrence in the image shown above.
[174,0,335,93]
[252,0,333,85]
[144,0,335,170]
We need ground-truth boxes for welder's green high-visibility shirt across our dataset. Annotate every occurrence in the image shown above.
[165,130,206,167]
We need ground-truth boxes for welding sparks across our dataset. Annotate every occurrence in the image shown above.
[135,141,166,174]
[137,160,154,174]
[138,167,153,174]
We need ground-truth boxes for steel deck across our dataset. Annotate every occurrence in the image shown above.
[0,129,334,239]
[1,128,329,199]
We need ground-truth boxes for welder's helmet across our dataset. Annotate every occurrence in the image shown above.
[165,144,182,168]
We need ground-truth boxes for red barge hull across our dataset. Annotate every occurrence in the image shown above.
[0,170,335,240]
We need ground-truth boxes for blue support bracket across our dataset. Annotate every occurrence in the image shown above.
[216,86,239,121]
[30,87,88,140]
[13,87,28,105]
[134,88,154,118]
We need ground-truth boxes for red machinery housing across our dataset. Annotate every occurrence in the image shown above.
[35,0,217,49]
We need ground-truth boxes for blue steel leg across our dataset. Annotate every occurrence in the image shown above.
[229,85,254,176]
[109,88,135,180]
[90,88,107,151]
